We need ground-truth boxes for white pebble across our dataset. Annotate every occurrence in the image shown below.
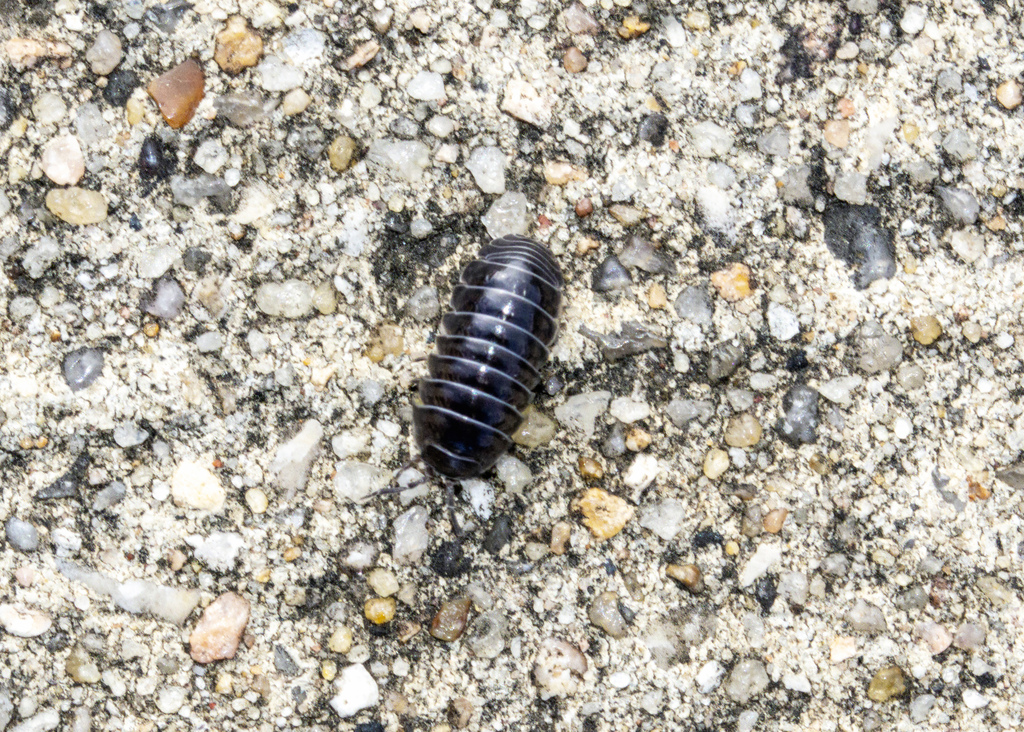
[465,146,506,194]
[406,71,446,101]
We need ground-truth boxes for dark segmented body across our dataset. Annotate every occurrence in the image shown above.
[413,235,563,478]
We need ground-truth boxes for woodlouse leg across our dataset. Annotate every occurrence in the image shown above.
[368,458,429,500]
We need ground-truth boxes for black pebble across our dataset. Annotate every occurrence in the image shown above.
[355,723,385,732]
[483,515,512,554]
[139,135,172,180]
[0,87,16,131]
[36,453,90,500]
[785,350,809,372]
[604,559,616,575]
[431,540,472,577]
[183,247,212,272]
[104,69,139,107]
[692,528,724,549]
[753,575,778,614]
[129,214,143,231]
[638,113,669,147]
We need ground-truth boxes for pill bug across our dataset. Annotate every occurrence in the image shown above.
[412,234,563,479]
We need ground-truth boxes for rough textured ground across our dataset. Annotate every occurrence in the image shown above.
[1,0,1023,730]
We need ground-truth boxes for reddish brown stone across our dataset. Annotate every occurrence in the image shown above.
[148,60,205,129]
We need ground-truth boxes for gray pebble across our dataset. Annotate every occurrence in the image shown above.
[673,285,713,327]
[857,321,903,374]
[5,518,40,552]
[665,398,713,427]
[707,341,745,383]
[580,321,667,362]
[588,591,628,638]
[592,255,632,294]
[778,384,819,444]
[63,347,104,391]
[846,598,886,633]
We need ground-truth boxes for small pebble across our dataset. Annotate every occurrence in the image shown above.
[171,459,226,511]
[511,407,557,447]
[996,79,1022,110]
[588,592,627,638]
[66,646,101,684]
[41,135,85,185]
[725,660,769,704]
[563,47,587,73]
[430,598,472,641]
[533,638,587,699]
[778,384,819,444]
[329,626,354,654]
[0,604,52,637]
[847,598,886,633]
[911,315,942,345]
[867,665,906,702]
[86,30,122,75]
[724,413,762,447]
[330,665,380,718]
[63,348,103,391]
[576,488,633,540]
[365,598,396,625]
[148,60,205,129]
[549,521,572,555]
[45,188,107,225]
[189,592,250,663]
[666,563,703,593]
[215,16,263,74]
[762,509,788,534]
[703,449,729,479]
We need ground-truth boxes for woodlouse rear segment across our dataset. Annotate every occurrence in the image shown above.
[413,235,564,479]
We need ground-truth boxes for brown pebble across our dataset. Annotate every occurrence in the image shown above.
[666,563,703,593]
[148,60,205,129]
[430,597,472,642]
[763,508,789,534]
[563,46,587,73]
[575,197,594,217]
[215,16,263,74]
[550,521,572,555]
[189,592,251,664]
[578,456,604,480]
